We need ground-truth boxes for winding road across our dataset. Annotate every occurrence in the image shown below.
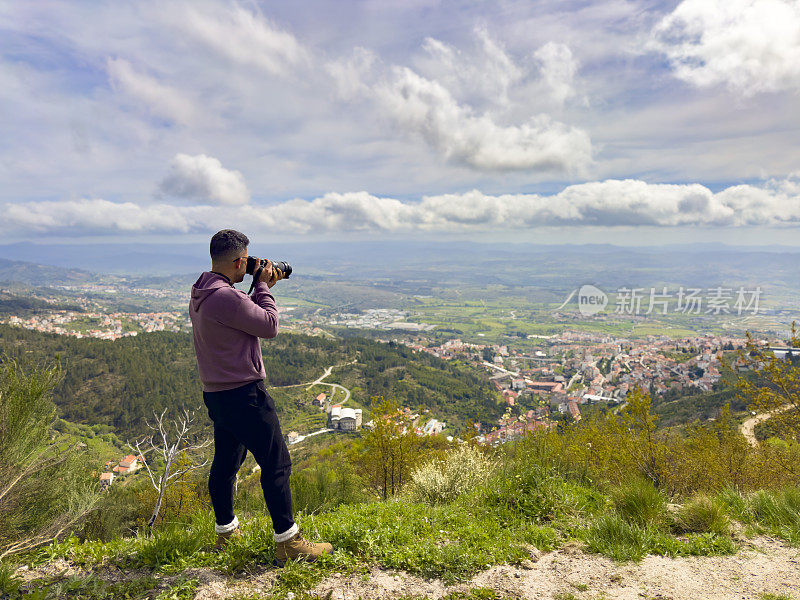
[740,404,794,448]
[273,363,352,403]
[271,363,356,445]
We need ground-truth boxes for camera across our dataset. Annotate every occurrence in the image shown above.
[246,256,292,279]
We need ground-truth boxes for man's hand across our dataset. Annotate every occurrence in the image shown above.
[256,258,283,288]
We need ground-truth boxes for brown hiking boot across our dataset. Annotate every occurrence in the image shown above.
[274,531,333,566]
[214,527,242,550]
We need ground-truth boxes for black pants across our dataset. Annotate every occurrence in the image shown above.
[203,380,294,535]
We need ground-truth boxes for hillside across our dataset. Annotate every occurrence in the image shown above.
[2,349,800,599]
[2,441,799,600]
[0,325,503,438]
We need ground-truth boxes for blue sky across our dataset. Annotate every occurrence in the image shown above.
[1,0,799,245]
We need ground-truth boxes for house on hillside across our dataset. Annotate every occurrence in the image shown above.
[337,407,362,431]
[99,472,114,488]
[328,403,362,431]
[567,400,582,422]
[422,418,445,436]
[113,454,140,475]
[328,404,342,428]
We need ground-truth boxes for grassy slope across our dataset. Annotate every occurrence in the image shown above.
[4,458,799,600]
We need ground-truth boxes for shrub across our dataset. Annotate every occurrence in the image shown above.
[291,461,372,513]
[0,356,98,559]
[610,479,667,527]
[671,496,730,535]
[409,445,494,505]
[480,454,601,524]
[77,483,144,542]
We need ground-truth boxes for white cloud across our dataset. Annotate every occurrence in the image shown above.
[106,58,196,125]
[325,28,591,173]
[375,66,592,172]
[2,198,195,233]
[534,42,578,107]
[417,29,577,111]
[416,27,524,108]
[159,154,250,206]
[6,0,800,210]
[326,47,379,99]
[652,0,800,95]
[6,178,800,235]
[179,5,310,77]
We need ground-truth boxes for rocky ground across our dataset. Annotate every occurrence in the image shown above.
[15,535,800,600]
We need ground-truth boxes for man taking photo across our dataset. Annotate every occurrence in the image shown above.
[189,229,332,565]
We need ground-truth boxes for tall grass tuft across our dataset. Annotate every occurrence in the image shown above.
[715,486,749,521]
[0,562,21,597]
[583,514,661,561]
[409,445,494,505]
[129,520,208,569]
[749,486,800,544]
[671,496,730,535]
[610,479,667,527]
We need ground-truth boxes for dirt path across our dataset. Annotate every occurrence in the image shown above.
[272,364,353,404]
[307,538,799,600]
[741,404,793,448]
[189,536,799,600]
[14,535,800,600]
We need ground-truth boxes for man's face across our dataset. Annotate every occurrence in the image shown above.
[233,249,248,283]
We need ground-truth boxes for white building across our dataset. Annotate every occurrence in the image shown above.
[422,418,445,436]
[337,407,363,431]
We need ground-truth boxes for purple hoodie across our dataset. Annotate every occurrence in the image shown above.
[189,272,279,392]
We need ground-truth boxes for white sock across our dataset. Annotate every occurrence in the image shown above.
[215,516,239,534]
[274,522,299,543]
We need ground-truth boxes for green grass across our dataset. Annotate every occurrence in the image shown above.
[610,479,667,527]
[5,450,773,596]
[0,561,22,597]
[21,476,742,598]
[569,581,589,591]
[716,485,800,545]
[671,495,731,535]
[748,487,800,544]
[0,572,168,600]
[582,514,736,561]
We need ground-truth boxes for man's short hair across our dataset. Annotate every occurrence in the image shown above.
[210,229,249,261]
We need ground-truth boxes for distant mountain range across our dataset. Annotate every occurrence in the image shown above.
[1,242,800,301]
[1,240,800,276]
[0,258,95,286]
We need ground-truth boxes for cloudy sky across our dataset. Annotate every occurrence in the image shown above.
[1,0,799,245]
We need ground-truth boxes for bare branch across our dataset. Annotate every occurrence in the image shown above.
[167,459,210,482]
[127,408,210,528]
[130,438,159,491]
